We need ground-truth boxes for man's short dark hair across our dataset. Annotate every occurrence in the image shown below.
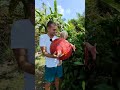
[47,21,56,27]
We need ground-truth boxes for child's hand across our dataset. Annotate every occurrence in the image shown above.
[72,45,76,51]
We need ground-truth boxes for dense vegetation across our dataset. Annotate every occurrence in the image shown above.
[35,0,85,90]
[36,0,120,90]
[0,0,120,90]
[85,0,120,90]
[0,0,28,89]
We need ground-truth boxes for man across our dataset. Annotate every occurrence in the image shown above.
[40,21,63,90]
[11,1,35,90]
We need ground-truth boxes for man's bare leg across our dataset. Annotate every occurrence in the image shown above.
[45,83,51,90]
[55,77,60,90]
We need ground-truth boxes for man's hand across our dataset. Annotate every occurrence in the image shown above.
[53,51,64,58]
[53,51,58,57]
[40,47,58,58]
[40,46,64,59]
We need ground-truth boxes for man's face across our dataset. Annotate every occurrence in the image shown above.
[48,24,57,36]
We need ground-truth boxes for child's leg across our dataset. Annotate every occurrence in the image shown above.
[57,60,62,66]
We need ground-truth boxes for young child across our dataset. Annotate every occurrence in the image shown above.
[57,31,76,66]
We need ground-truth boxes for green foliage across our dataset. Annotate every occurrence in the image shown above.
[36,0,85,89]
[93,83,115,90]
[61,31,85,89]
[0,1,30,89]
[86,0,120,89]
[35,0,67,53]
[101,0,120,12]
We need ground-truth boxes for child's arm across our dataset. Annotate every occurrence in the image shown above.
[70,43,76,51]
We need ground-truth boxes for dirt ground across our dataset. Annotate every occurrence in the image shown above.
[0,61,24,90]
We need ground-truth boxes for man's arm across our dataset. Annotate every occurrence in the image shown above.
[40,46,58,58]
[12,48,35,75]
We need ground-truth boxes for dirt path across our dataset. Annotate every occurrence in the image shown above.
[35,53,45,90]
[35,66,45,90]
[0,61,24,90]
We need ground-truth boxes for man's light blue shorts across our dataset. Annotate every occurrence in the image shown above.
[45,65,63,83]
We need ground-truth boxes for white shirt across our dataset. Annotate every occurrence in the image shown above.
[11,19,35,90]
[39,34,59,67]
